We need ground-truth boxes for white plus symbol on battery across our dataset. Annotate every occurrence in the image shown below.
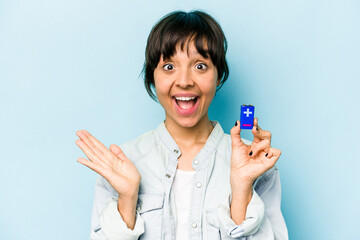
[244,108,252,117]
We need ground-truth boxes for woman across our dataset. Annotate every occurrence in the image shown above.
[75,10,288,240]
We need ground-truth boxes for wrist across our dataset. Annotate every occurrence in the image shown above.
[231,185,252,200]
[230,171,254,190]
[117,195,138,214]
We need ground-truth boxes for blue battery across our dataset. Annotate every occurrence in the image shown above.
[240,105,255,129]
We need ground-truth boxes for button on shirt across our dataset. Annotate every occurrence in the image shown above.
[89,121,288,240]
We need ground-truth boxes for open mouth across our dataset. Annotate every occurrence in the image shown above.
[172,96,200,116]
[174,96,198,109]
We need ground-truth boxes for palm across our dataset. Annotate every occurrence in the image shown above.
[75,129,141,198]
[108,155,141,196]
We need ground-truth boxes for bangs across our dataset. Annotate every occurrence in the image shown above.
[159,20,210,61]
[161,32,209,61]
[147,11,222,69]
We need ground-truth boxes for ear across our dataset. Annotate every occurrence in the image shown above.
[216,78,221,87]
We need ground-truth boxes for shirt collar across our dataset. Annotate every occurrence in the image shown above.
[155,120,225,164]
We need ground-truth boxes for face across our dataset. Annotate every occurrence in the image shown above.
[153,38,220,129]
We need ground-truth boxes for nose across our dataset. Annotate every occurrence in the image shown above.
[175,67,194,88]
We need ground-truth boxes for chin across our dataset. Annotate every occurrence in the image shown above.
[167,118,195,128]
[174,117,202,128]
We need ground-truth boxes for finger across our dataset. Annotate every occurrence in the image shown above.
[81,130,114,158]
[264,147,282,166]
[250,139,271,157]
[76,130,111,164]
[77,157,109,177]
[266,150,274,158]
[109,144,129,162]
[230,121,247,149]
[75,139,110,169]
[252,118,271,142]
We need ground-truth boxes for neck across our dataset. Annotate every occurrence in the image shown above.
[164,115,214,146]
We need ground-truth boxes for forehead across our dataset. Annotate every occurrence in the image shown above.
[162,37,209,61]
[174,46,204,58]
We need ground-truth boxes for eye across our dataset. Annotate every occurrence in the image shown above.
[163,64,174,71]
[195,63,208,70]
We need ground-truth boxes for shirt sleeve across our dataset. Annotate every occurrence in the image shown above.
[89,175,145,240]
[217,166,288,240]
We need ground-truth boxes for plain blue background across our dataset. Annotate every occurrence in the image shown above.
[1,0,359,239]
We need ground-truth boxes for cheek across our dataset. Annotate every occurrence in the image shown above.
[206,68,218,91]
[201,76,218,97]
[154,77,172,100]
[153,70,163,93]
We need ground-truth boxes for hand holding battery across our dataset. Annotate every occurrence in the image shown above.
[230,106,282,186]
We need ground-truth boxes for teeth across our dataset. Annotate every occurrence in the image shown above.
[175,96,196,101]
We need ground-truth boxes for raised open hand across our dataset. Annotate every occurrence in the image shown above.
[75,130,141,199]
[230,118,282,186]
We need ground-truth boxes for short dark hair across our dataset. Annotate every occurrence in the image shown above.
[140,10,229,102]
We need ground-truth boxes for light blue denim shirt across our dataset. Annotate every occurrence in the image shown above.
[90,121,288,240]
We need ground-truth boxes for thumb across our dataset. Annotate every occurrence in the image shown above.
[230,121,247,149]
[109,144,128,161]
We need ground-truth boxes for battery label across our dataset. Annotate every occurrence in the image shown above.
[240,105,255,129]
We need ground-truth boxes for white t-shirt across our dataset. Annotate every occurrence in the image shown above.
[172,169,196,240]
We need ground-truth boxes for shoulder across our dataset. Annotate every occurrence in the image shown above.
[118,128,158,164]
